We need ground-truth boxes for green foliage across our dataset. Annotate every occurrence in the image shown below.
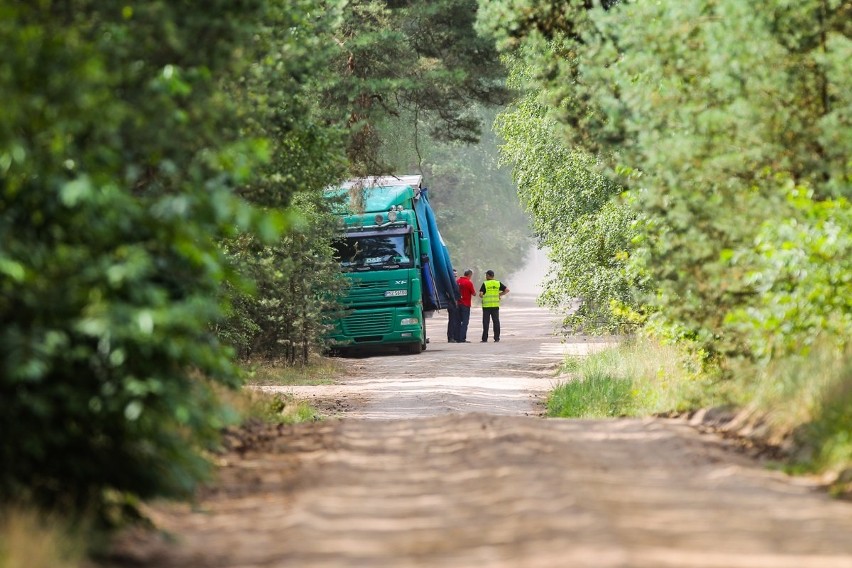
[208,0,348,365]
[219,195,348,363]
[484,0,852,474]
[594,0,850,360]
[243,392,322,425]
[805,366,852,476]
[320,0,512,172]
[725,188,852,360]
[228,0,347,208]
[493,67,644,331]
[479,0,851,355]
[0,0,283,515]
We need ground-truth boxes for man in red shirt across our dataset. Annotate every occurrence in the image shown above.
[455,269,476,343]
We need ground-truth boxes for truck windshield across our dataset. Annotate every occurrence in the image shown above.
[333,232,413,270]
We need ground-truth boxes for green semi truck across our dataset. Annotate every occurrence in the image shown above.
[326,175,459,354]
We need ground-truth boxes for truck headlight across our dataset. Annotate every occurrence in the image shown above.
[400,317,419,326]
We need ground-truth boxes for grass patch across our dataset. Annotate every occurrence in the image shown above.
[242,357,341,386]
[547,338,714,418]
[213,370,325,427]
[548,372,634,418]
[237,358,334,422]
[559,356,582,373]
[230,389,322,425]
[0,506,86,568]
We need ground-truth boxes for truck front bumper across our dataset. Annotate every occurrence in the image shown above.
[328,306,423,347]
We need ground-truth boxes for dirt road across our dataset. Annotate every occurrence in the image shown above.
[110,295,852,568]
[262,293,613,419]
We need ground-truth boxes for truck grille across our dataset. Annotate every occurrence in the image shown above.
[342,311,393,336]
[348,278,394,303]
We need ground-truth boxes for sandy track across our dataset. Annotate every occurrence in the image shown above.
[106,295,852,568]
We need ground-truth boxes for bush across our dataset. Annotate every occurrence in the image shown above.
[725,189,852,361]
[0,1,274,516]
[219,196,347,363]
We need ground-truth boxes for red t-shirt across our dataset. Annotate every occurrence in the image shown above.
[457,276,476,307]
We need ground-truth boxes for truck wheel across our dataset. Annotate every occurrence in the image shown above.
[403,341,423,354]
[420,315,427,351]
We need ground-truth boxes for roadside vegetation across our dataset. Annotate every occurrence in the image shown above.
[230,390,323,426]
[243,358,341,387]
[548,339,709,419]
[548,340,852,491]
[479,0,851,484]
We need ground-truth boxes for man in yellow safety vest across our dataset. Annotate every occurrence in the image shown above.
[478,269,509,342]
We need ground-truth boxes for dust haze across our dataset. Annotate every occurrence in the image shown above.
[506,246,550,298]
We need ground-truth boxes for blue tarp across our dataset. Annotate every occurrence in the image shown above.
[414,187,460,311]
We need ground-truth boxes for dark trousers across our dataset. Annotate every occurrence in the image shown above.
[447,302,460,341]
[482,307,500,341]
[457,305,471,341]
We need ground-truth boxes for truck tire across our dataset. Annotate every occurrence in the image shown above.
[403,341,423,354]
[402,316,426,354]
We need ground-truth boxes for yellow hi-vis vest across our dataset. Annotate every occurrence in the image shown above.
[482,279,502,308]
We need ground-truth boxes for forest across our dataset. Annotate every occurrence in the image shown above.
[1,0,849,553]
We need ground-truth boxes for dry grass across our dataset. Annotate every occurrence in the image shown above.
[0,507,85,568]
[739,343,852,475]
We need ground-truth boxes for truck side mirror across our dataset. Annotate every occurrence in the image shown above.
[419,237,430,258]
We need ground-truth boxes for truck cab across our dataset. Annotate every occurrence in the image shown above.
[326,175,458,354]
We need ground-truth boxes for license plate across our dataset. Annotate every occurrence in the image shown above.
[384,290,408,297]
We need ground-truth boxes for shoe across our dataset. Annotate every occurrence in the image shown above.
[463,340,471,343]
[494,338,500,342]
[480,339,488,343]
[448,339,456,343]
